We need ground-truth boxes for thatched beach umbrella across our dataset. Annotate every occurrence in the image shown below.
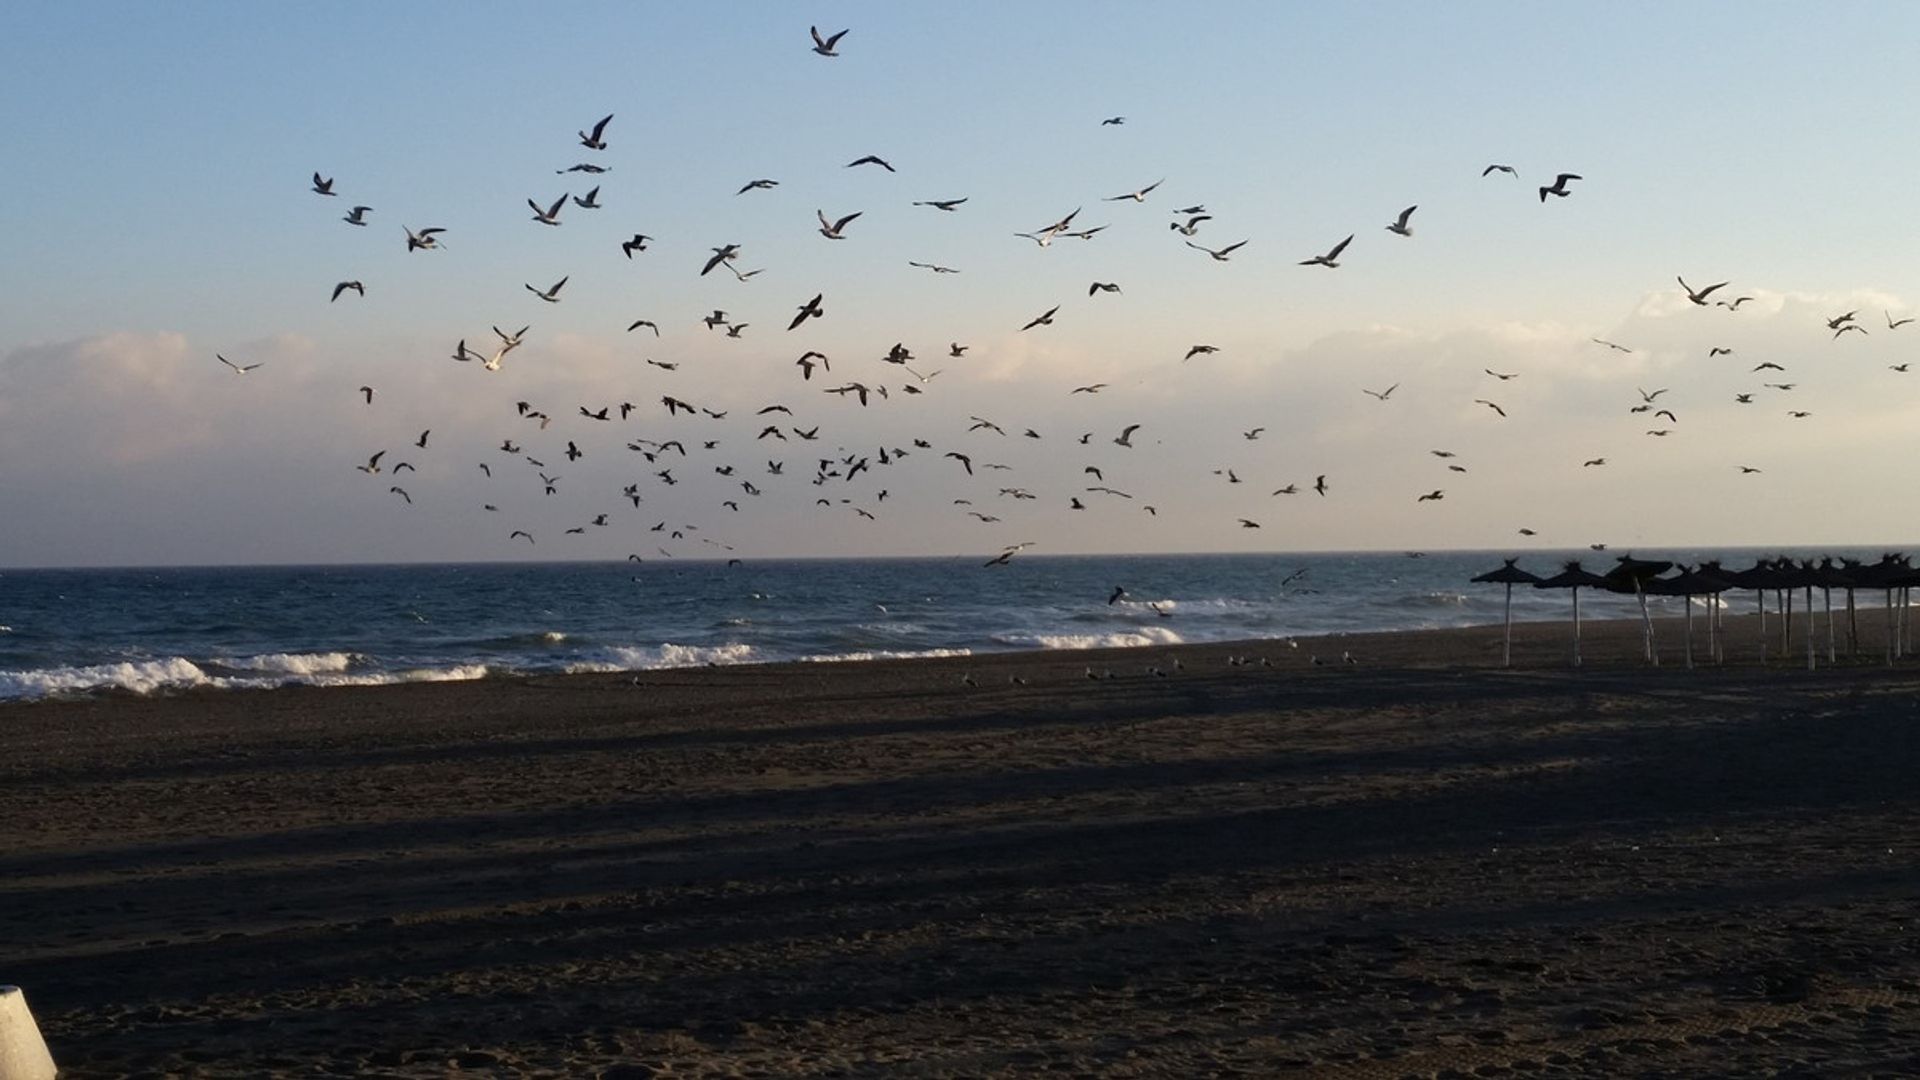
[1533,561,1610,667]
[1471,558,1541,668]
[1603,555,1674,666]
[1720,558,1789,663]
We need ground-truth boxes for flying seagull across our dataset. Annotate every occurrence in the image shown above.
[311,171,336,196]
[578,113,613,150]
[1678,276,1727,305]
[811,25,849,56]
[1482,164,1517,177]
[737,179,778,195]
[912,197,967,211]
[701,244,740,276]
[1183,344,1218,361]
[627,319,659,335]
[528,193,567,226]
[1020,305,1060,331]
[621,234,651,258]
[1104,179,1163,202]
[216,354,261,375]
[342,205,371,226]
[1385,205,1417,236]
[525,276,568,303]
[572,186,602,209]
[788,293,825,331]
[1538,173,1581,201]
[404,226,445,251]
[817,209,862,239]
[1475,399,1507,417]
[1185,239,1246,261]
[1299,235,1353,268]
[329,280,364,303]
[846,154,895,172]
[1362,383,1397,401]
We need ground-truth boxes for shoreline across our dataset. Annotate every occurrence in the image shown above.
[3,606,1912,707]
[6,616,1919,1076]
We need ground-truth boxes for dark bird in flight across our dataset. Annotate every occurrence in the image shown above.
[571,187,602,211]
[331,280,364,302]
[1888,311,1915,330]
[817,209,862,239]
[1385,205,1417,237]
[737,179,778,194]
[311,171,335,196]
[1114,424,1141,448]
[1238,519,1261,529]
[414,430,430,449]
[1475,399,1507,417]
[908,260,960,273]
[358,386,374,404]
[846,154,894,172]
[625,318,659,336]
[578,113,613,150]
[1708,347,1734,356]
[1183,344,1218,361]
[1020,305,1061,331]
[216,354,262,375]
[701,245,741,276]
[1416,490,1444,502]
[1102,116,1126,126]
[945,451,973,475]
[1591,337,1631,353]
[1105,179,1163,203]
[1170,214,1212,237]
[621,234,651,258]
[1717,296,1754,310]
[404,225,445,252]
[1482,164,1517,178]
[1584,458,1606,467]
[1314,475,1328,496]
[913,197,967,211]
[356,451,385,474]
[558,163,609,174]
[789,293,825,330]
[1484,368,1518,380]
[389,486,411,505]
[810,25,849,56]
[525,276,568,303]
[1071,383,1107,394]
[1834,324,1867,339]
[529,193,567,226]
[342,205,371,226]
[1538,173,1581,201]
[1737,465,1762,474]
[1186,239,1246,261]
[1363,384,1398,401]
[1300,235,1354,268]
[1751,361,1785,372]
[1678,276,1727,305]
[1090,282,1122,296]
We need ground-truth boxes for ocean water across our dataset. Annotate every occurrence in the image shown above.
[0,548,1905,700]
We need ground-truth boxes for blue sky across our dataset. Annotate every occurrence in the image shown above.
[4,4,1919,565]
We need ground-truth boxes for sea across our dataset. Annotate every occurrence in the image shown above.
[0,548,1906,700]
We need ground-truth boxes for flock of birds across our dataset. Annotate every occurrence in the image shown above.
[220,25,1910,567]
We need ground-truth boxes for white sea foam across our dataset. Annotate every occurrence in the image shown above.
[541,631,568,643]
[802,647,973,663]
[0,657,226,699]
[562,642,758,673]
[992,627,1185,650]
[222,651,358,676]
[309,664,491,687]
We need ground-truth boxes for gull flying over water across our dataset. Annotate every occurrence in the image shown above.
[216,354,261,375]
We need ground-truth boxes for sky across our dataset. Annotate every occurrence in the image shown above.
[3,2,1919,567]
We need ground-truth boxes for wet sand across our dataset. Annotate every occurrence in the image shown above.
[4,615,1920,1077]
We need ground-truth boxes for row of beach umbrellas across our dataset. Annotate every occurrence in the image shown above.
[1471,554,1918,669]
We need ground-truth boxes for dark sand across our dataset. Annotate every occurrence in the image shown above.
[5,615,1920,1078]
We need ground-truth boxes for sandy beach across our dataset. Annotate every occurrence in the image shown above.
[5,615,1920,1078]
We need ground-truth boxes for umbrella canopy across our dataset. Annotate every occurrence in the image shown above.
[1533,561,1610,667]
[1471,559,1541,668]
